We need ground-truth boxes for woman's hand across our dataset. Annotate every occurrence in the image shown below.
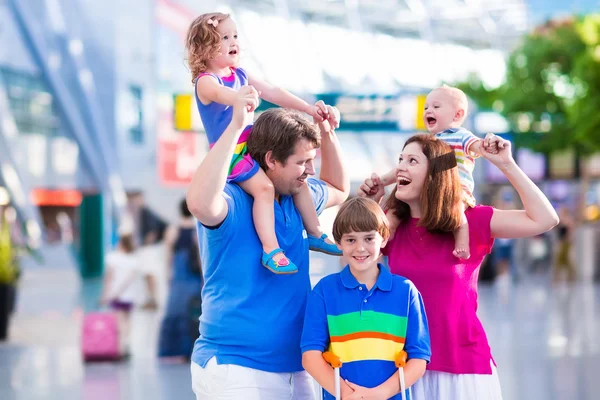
[480,134,514,168]
[358,173,386,203]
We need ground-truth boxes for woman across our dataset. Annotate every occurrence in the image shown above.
[552,206,576,283]
[358,134,558,399]
[157,199,203,361]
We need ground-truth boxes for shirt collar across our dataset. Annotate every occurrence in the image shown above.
[340,263,393,292]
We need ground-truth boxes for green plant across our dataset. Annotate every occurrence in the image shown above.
[0,218,19,285]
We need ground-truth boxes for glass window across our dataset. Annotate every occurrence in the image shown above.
[0,67,61,137]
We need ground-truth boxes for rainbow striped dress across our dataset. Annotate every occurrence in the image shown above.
[195,67,259,183]
[301,265,431,400]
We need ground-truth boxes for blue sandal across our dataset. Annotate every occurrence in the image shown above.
[308,234,342,256]
[261,248,298,274]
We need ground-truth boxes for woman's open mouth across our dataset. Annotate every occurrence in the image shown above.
[397,176,411,186]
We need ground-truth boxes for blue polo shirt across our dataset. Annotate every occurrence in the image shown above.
[301,265,431,399]
[191,178,328,372]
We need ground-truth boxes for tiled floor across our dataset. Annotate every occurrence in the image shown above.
[1,252,599,400]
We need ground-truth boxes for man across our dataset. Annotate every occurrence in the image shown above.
[186,86,349,399]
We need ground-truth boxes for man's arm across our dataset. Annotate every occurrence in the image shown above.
[186,86,258,226]
[315,105,350,208]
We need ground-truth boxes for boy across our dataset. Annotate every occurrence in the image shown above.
[301,197,431,399]
[380,85,500,259]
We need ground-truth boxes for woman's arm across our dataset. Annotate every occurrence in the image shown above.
[483,139,559,238]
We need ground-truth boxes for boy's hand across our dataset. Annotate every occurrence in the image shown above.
[344,380,386,399]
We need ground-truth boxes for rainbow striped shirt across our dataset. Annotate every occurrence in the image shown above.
[301,265,431,399]
[435,127,481,207]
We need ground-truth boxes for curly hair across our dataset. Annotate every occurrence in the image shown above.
[185,12,230,84]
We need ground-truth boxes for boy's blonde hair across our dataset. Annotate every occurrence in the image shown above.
[433,84,469,121]
[332,197,390,244]
[185,12,230,83]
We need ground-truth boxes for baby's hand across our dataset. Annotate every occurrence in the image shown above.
[483,133,502,154]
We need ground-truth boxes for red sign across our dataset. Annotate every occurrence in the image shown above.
[157,132,200,187]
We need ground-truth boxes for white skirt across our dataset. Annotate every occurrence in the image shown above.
[410,361,503,400]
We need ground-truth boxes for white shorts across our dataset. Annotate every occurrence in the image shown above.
[411,361,503,400]
[191,357,317,400]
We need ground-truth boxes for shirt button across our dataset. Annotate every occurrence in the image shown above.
[359,287,362,291]
[363,299,367,303]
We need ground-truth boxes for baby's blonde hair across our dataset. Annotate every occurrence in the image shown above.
[434,84,469,121]
[185,12,231,83]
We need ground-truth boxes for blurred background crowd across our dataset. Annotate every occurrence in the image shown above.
[0,0,599,399]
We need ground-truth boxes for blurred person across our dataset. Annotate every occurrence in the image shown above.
[128,193,167,246]
[186,90,349,399]
[378,85,500,260]
[359,134,558,400]
[157,199,203,362]
[528,233,550,274]
[301,197,430,399]
[56,211,73,244]
[491,193,516,292]
[185,12,341,276]
[553,206,576,283]
[100,220,144,357]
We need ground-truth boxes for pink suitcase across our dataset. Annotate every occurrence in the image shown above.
[82,312,121,361]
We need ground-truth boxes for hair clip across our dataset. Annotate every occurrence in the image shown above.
[207,19,219,28]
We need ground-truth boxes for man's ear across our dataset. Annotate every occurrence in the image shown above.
[454,108,465,122]
[265,150,277,170]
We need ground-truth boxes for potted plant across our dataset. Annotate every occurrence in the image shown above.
[0,212,20,341]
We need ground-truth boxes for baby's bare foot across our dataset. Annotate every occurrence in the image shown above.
[453,247,470,260]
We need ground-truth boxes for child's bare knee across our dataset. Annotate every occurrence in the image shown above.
[254,180,275,200]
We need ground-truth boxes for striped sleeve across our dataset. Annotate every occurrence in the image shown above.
[461,129,481,158]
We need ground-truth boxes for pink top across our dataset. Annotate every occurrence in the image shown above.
[384,205,495,374]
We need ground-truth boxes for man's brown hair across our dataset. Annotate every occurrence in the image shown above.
[384,134,462,233]
[185,12,230,83]
[247,108,320,171]
[332,197,390,244]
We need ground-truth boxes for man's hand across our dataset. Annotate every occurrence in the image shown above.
[231,85,259,129]
[313,101,341,131]
[306,104,325,122]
